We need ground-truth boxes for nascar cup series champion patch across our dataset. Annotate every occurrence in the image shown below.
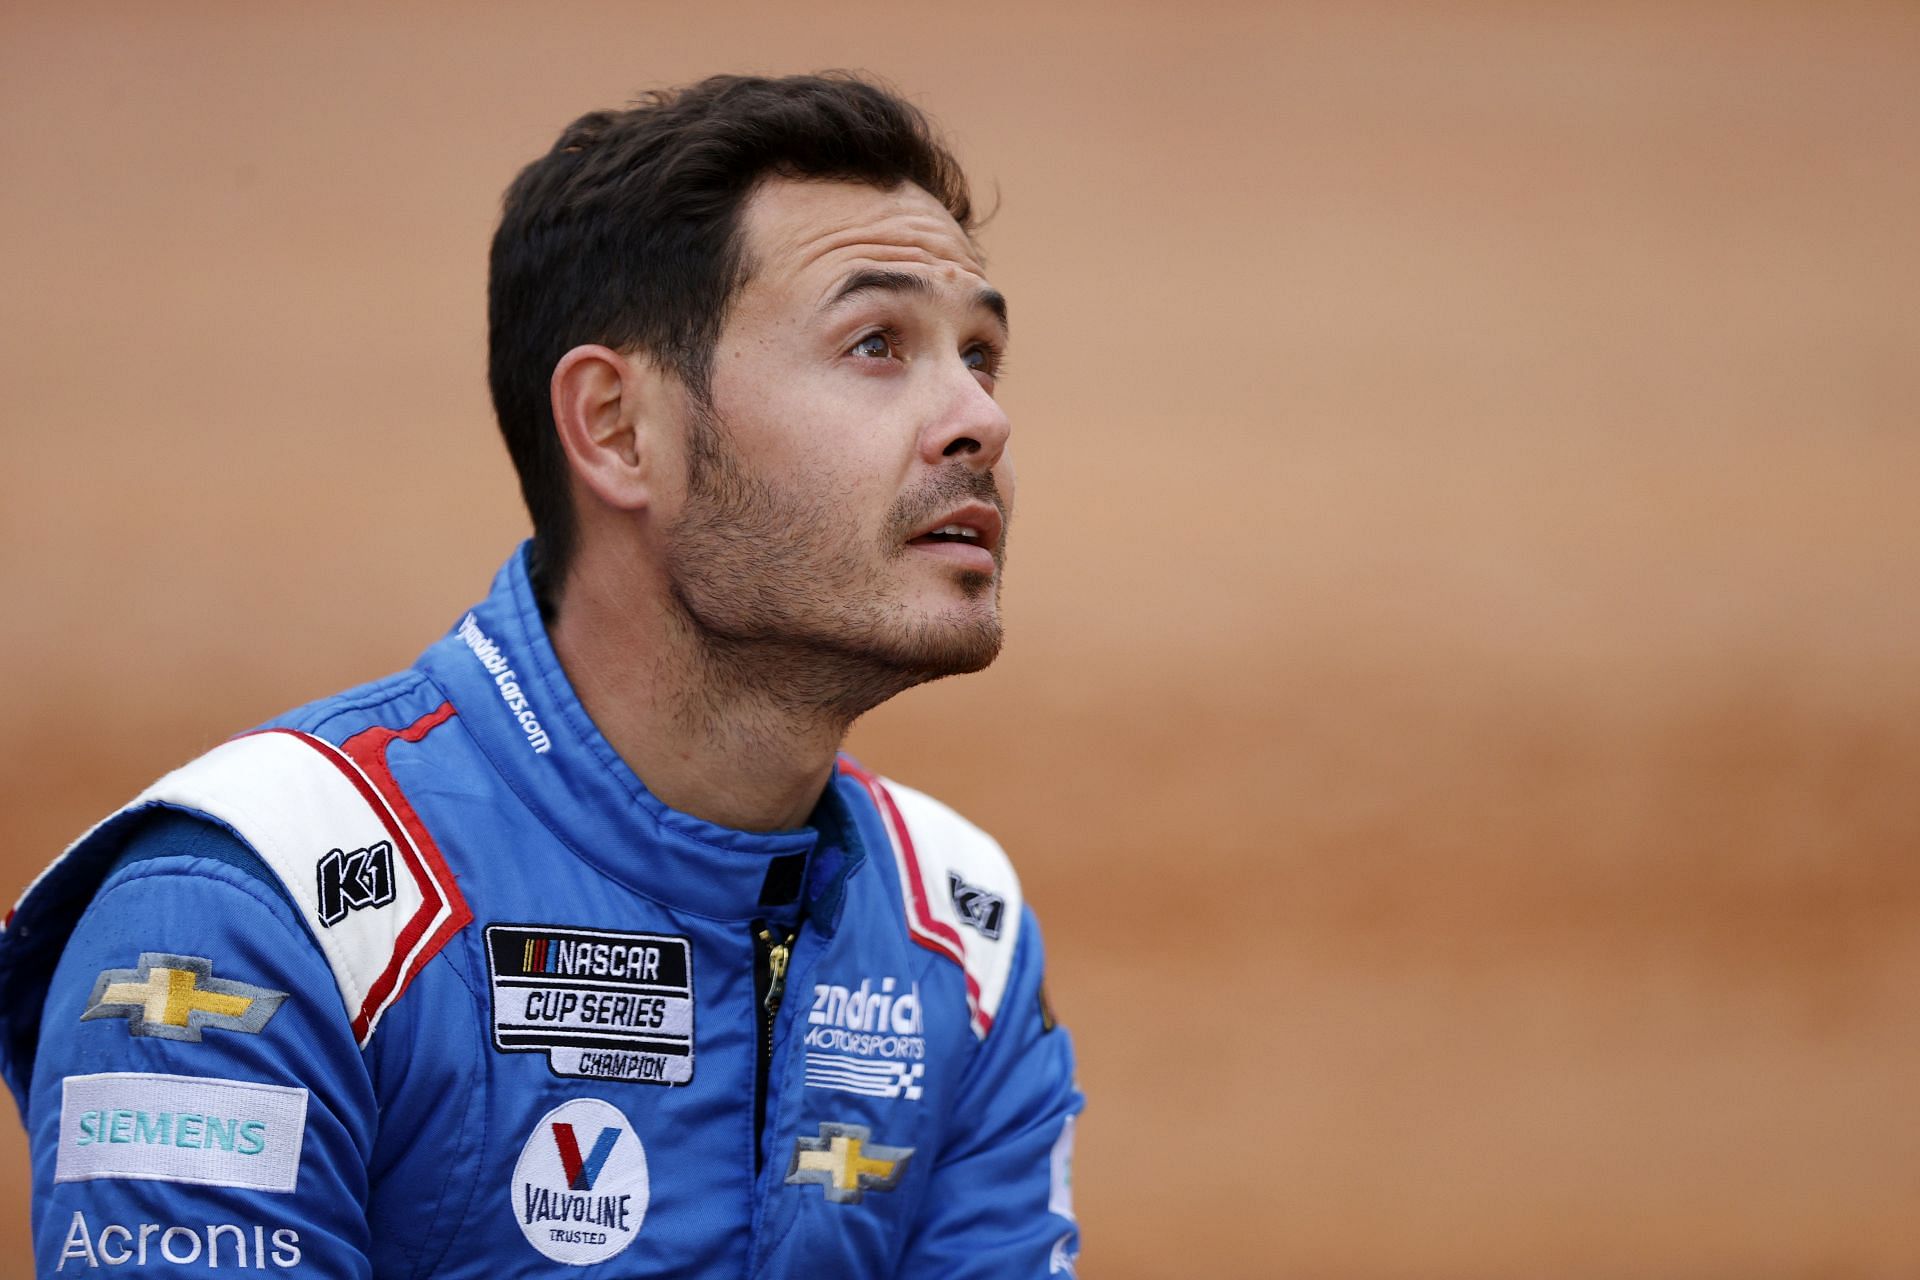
[485,925,695,1085]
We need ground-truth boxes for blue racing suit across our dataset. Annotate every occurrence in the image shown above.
[0,545,1082,1277]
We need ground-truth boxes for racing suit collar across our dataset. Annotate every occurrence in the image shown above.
[416,542,848,924]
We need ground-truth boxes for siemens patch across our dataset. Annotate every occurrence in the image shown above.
[56,1073,308,1193]
[486,925,694,1085]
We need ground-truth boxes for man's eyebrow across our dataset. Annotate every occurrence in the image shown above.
[820,267,1009,335]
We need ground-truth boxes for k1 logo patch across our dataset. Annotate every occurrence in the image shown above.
[486,925,695,1085]
[511,1098,648,1265]
[81,954,286,1042]
[316,840,396,927]
[947,872,1006,939]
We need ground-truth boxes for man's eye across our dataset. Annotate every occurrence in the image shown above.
[963,343,1005,379]
[851,330,896,359]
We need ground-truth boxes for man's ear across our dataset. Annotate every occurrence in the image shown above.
[550,344,659,512]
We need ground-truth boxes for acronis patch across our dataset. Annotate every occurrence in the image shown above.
[81,953,287,1042]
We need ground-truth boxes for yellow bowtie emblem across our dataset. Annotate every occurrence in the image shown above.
[785,1122,913,1203]
[83,953,286,1042]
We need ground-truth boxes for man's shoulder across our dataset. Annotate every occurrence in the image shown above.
[867,775,1020,897]
[11,662,455,943]
[72,662,460,936]
[837,761,1026,1039]
[2,664,474,1069]
[836,756,1015,865]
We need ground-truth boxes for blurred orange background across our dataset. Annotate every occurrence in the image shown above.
[4,3,1918,1275]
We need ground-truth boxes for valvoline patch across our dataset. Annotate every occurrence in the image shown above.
[510,1097,649,1264]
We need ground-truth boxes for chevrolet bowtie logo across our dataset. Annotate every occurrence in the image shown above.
[785,1122,913,1204]
[81,953,287,1042]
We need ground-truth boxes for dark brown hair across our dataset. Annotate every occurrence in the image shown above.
[488,72,975,604]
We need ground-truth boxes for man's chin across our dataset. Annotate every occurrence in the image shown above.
[837,588,1004,680]
[775,613,1000,721]
[879,613,1003,680]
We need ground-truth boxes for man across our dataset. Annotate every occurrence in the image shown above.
[0,73,1081,1277]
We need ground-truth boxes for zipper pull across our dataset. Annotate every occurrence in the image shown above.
[760,925,795,1016]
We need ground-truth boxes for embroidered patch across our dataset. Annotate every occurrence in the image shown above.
[946,871,1006,940]
[81,954,286,1042]
[315,840,396,927]
[1049,1114,1077,1221]
[56,1211,303,1270]
[56,1073,308,1193]
[486,925,694,1085]
[511,1098,649,1265]
[785,1122,912,1204]
[802,976,929,1103]
[803,1054,925,1101]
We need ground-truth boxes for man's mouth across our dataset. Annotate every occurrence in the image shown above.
[918,523,985,545]
[904,501,1003,571]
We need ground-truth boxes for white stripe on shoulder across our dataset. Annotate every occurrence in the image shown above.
[870,776,1024,1039]
[114,726,467,1046]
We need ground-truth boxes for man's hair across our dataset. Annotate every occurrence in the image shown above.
[488,72,976,606]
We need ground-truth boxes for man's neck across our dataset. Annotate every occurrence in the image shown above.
[546,552,902,834]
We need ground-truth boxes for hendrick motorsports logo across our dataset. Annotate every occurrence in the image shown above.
[511,1098,649,1265]
[802,977,928,1102]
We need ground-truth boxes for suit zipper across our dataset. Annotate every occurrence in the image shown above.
[753,920,795,1175]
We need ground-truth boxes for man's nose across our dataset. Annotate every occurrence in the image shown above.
[920,360,1011,471]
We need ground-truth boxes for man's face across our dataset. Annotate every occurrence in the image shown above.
[658,177,1015,690]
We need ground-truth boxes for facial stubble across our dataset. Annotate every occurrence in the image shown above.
[663,400,1008,723]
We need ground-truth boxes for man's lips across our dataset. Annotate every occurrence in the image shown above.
[905,501,1003,551]
[904,500,1003,569]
